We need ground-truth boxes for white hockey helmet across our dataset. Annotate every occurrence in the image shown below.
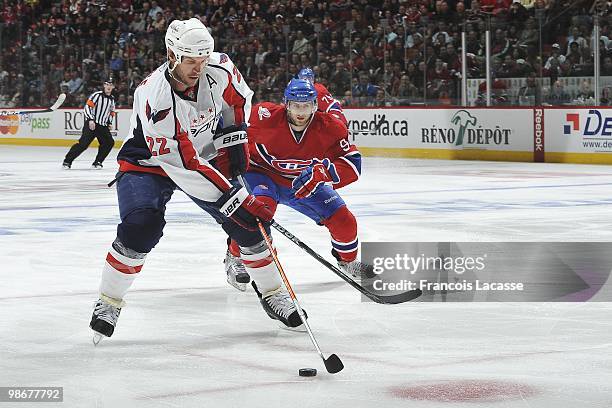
[165,18,214,68]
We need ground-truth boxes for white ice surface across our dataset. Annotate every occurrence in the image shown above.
[1,146,611,408]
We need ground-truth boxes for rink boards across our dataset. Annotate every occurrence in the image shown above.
[1,106,611,164]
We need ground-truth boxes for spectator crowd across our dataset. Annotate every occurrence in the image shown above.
[1,0,610,109]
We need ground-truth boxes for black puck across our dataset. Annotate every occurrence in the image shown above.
[299,368,317,377]
[235,272,250,284]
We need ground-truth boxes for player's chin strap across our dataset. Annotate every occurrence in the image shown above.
[167,54,208,88]
[167,59,191,88]
[168,55,181,73]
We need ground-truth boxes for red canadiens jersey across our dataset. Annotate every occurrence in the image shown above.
[314,83,347,126]
[248,103,361,189]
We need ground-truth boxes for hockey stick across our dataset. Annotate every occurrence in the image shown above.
[348,114,386,137]
[236,175,342,373]
[257,220,344,374]
[271,221,422,304]
[2,93,66,116]
[235,175,421,304]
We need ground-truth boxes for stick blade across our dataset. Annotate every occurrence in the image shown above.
[50,93,67,110]
[377,289,423,304]
[324,354,344,374]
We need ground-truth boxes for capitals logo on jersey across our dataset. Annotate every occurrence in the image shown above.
[191,109,222,139]
[145,101,171,124]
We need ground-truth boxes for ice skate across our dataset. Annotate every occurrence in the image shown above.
[333,250,375,279]
[62,161,71,169]
[252,282,306,330]
[91,161,103,169]
[90,294,124,345]
[224,250,250,292]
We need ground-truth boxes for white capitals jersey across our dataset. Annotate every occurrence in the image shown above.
[117,52,253,202]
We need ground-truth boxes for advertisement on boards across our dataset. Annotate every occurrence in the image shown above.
[344,108,533,152]
[545,108,612,154]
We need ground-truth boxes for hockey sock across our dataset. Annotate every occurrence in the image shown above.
[240,240,281,294]
[228,238,240,257]
[99,239,147,300]
[323,206,358,262]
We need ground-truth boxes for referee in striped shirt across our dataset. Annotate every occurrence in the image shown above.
[63,78,116,169]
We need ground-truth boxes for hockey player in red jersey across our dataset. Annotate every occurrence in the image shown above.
[297,67,347,126]
[89,19,307,344]
[224,78,372,291]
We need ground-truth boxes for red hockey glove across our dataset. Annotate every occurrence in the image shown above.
[217,186,273,230]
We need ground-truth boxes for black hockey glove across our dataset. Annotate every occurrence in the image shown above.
[212,123,249,178]
[216,186,273,231]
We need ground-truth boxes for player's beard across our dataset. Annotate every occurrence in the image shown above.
[168,71,189,90]
[287,111,314,131]
[169,63,200,90]
[175,71,197,88]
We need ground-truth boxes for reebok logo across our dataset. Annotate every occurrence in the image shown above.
[324,195,338,204]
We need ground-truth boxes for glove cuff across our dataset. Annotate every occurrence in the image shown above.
[213,130,248,149]
[219,186,250,218]
[213,124,248,149]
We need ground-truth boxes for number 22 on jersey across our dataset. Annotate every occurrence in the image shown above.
[145,136,171,156]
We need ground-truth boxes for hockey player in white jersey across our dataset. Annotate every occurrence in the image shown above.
[90,18,306,344]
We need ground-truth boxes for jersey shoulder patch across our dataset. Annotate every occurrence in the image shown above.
[251,102,283,123]
[257,105,271,120]
[209,52,234,69]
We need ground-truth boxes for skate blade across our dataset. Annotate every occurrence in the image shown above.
[279,322,306,333]
[92,332,107,346]
[227,278,247,292]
